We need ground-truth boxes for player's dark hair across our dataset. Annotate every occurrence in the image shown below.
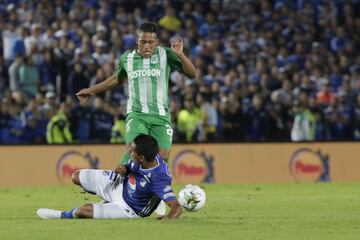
[139,22,158,34]
[133,134,159,162]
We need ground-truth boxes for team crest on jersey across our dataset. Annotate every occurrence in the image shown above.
[151,55,158,64]
[140,178,147,187]
[128,175,136,193]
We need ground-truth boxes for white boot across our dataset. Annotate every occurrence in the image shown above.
[37,208,62,219]
[154,200,166,217]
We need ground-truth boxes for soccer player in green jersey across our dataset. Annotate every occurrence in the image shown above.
[76,22,196,165]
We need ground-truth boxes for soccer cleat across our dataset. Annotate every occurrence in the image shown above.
[37,208,62,219]
[154,200,166,217]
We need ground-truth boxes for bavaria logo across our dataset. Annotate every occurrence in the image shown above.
[289,148,330,182]
[128,175,136,193]
[172,150,215,184]
[56,151,99,184]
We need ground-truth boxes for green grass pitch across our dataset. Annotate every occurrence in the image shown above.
[1,183,360,240]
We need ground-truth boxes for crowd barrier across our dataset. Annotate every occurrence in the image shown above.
[0,142,359,186]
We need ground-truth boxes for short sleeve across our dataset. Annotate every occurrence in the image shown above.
[165,47,183,73]
[115,52,128,81]
[151,173,176,202]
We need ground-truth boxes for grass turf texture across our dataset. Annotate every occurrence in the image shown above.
[0,183,359,240]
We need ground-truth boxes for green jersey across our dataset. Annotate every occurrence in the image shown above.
[116,46,183,119]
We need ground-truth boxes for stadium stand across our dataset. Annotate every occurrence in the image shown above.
[0,0,359,143]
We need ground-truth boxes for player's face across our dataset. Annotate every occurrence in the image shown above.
[137,31,158,58]
[129,142,145,164]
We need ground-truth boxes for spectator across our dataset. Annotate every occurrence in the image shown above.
[82,8,98,35]
[21,116,45,143]
[329,63,343,91]
[39,50,57,92]
[70,100,92,143]
[145,0,164,22]
[18,56,40,97]
[91,97,113,143]
[0,56,8,96]
[24,24,45,58]
[12,26,27,58]
[0,101,11,143]
[110,104,126,144]
[291,101,316,142]
[92,40,110,65]
[8,103,24,144]
[67,63,89,96]
[8,54,23,92]
[219,91,244,141]
[244,94,268,141]
[196,91,218,141]
[46,103,73,144]
[158,6,182,33]
[198,13,222,38]
[355,94,360,139]
[337,77,357,106]
[330,27,350,53]
[41,91,57,115]
[316,80,336,107]
[267,91,290,140]
[314,109,328,141]
[336,92,355,140]
[2,22,17,63]
[177,95,203,142]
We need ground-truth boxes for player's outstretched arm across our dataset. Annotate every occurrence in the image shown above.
[162,200,182,220]
[76,74,123,103]
[171,37,196,78]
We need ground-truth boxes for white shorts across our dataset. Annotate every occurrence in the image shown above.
[79,169,139,219]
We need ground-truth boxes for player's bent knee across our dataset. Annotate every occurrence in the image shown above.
[72,170,81,186]
[158,148,170,162]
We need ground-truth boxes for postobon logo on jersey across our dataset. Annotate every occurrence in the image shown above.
[128,69,161,78]
[289,148,330,182]
[56,151,99,184]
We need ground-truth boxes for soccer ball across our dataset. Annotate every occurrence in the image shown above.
[178,184,206,212]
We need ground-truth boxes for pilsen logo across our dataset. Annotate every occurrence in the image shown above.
[172,150,215,183]
[289,148,330,182]
[56,151,99,184]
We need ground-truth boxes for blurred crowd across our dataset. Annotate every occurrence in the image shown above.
[0,0,360,144]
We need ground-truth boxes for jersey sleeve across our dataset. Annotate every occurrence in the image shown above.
[151,173,177,202]
[115,52,128,82]
[165,47,183,73]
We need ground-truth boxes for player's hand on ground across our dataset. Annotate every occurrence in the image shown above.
[157,215,165,220]
[76,88,92,104]
[170,37,184,56]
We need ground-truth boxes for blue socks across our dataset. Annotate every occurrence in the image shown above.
[61,208,77,219]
